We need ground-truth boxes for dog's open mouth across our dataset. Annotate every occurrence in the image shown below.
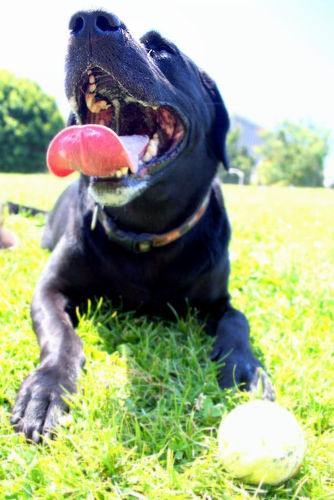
[47,68,187,183]
[73,67,187,182]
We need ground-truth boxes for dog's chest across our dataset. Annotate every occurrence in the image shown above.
[91,242,206,310]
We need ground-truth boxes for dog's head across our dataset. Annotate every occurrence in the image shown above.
[64,10,229,207]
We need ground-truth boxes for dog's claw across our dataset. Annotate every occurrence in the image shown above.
[11,367,74,443]
[249,366,276,401]
[212,342,275,400]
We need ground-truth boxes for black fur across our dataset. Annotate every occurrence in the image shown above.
[11,11,274,443]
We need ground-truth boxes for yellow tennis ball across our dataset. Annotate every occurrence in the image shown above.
[218,400,305,485]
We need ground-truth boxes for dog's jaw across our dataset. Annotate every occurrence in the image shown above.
[69,66,188,207]
[88,176,148,206]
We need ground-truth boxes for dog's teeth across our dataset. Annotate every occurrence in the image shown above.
[143,133,159,162]
[85,93,95,111]
[107,167,130,179]
[85,93,110,113]
[143,151,152,162]
[94,100,110,113]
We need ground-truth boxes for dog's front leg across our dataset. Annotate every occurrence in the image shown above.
[210,307,275,400]
[11,252,85,442]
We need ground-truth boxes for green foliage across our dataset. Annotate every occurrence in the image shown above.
[0,70,64,173]
[1,175,334,498]
[256,121,330,187]
[224,127,256,184]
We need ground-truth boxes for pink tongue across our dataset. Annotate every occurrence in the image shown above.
[47,125,149,178]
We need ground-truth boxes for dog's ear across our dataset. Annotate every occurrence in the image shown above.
[200,71,229,170]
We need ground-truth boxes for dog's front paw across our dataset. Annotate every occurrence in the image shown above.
[11,366,75,443]
[211,346,275,401]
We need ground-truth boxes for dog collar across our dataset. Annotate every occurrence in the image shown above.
[91,190,211,253]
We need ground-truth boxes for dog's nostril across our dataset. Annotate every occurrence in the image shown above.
[69,15,85,35]
[68,11,122,37]
[95,13,121,33]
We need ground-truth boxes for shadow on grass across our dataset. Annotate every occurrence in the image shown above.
[75,297,236,469]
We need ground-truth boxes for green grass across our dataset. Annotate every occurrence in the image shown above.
[0,173,333,499]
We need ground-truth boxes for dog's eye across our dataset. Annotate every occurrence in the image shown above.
[148,44,176,58]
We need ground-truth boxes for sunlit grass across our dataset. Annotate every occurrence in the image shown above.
[0,174,333,498]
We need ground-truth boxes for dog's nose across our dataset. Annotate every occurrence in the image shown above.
[69,11,122,37]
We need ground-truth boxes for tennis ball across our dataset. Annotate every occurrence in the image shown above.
[218,400,305,485]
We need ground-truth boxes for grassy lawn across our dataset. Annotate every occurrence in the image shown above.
[0,173,333,499]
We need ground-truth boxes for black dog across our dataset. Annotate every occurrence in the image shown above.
[11,11,274,442]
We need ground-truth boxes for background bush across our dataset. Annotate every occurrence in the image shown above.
[255,121,330,187]
[0,70,64,173]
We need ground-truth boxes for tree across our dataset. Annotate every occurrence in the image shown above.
[223,126,256,184]
[255,121,330,187]
[0,70,65,173]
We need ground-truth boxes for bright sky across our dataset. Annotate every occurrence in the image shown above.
[1,0,334,182]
